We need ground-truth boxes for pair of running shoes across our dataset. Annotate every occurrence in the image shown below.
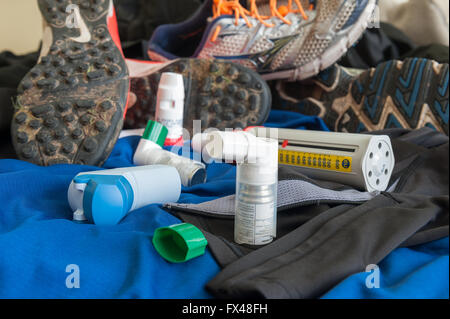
[12,0,449,166]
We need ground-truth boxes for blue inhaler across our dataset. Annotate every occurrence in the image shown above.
[68,165,181,225]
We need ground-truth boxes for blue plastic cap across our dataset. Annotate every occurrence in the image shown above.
[75,174,134,226]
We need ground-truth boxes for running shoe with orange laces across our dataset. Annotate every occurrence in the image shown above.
[147,0,377,81]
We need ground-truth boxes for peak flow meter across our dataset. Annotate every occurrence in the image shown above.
[246,127,395,193]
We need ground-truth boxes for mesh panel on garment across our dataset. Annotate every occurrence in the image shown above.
[166,179,376,216]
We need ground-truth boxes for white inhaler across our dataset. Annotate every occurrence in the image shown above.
[133,120,207,187]
[155,72,185,146]
[204,131,279,246]
[68,165,181,226]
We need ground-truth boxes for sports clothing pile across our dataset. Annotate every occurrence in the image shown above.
[0,0,448,299]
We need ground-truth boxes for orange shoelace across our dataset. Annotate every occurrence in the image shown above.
[211,0,312,42]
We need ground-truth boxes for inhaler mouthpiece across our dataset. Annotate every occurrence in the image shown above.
[204,131,278,172]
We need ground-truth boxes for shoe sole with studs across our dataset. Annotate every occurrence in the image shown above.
[125,58,271,134]
[12,0,129,166]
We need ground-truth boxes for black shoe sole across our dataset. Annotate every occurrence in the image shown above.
[12,0,129,166]
[272,58,449,135]
[125,58,272,134]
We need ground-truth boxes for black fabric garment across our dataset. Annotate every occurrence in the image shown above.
[340,22,417,69]
[402,44,450,64]
[167,127,449,298]
[340,22,449,68]
[114,0,204,59]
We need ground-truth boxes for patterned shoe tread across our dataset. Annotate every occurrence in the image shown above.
[272,58,449,135]
[12,0,129,166]
[340,58,449,134]
[125,58,272,134]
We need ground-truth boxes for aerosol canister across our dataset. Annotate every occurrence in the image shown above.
[68,165,181,226]
[133,120,207,187]
[204,131,279,246]
[155,72,185,146]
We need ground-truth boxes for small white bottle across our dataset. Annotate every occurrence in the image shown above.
[204,131,279,245]
[155,72,185,146]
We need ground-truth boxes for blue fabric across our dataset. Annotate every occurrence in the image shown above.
[322,238,449,299]
[0,110,448,299]
[0,158,220,299]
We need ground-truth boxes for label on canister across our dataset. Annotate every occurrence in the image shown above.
[235,201,276,245]
[156,118,183,140]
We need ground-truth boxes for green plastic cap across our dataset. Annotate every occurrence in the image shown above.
[142,120,168,148]
[152,223,208,263]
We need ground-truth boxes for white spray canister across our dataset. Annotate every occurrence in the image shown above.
[155,72,185,146]
[204,131,279,246]
[68,165,181,226]
[133,120,207,187]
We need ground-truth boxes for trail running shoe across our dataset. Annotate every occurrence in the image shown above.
[125,58,272,134]
[12,0,129,166]
[271,58,449,134]
[147,0,377,81]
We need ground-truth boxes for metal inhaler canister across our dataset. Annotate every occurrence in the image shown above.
[204,131,279,246]
[67,165,181,226]
[133,120,207,187]
[155,72,185,146]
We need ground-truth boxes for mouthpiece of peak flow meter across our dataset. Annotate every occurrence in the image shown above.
[68,165,181,226]
[245,127,395,193]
